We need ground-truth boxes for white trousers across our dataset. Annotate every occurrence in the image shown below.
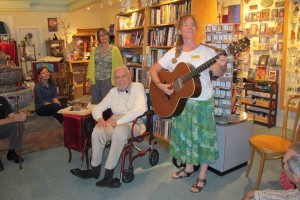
[91,114,145,170]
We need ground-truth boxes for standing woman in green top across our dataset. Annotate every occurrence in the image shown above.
[86,28,124,104]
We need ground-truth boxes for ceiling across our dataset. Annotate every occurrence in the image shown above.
[0,0,120,12]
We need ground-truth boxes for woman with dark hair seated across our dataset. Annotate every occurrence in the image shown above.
[34,66,64,124]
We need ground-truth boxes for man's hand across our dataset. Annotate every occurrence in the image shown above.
[106,118,117,127]
[95,118,117,128]
[13,112,27,122]
[241,191,254,200]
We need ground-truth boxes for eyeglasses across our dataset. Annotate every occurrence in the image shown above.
[99,34,108,37]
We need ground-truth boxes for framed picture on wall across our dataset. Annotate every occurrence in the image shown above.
[48,18,58,32]
[268,70,278,82]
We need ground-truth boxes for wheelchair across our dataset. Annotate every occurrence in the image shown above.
[72,107,160,185]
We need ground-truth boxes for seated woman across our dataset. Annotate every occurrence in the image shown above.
[34,66,64,124]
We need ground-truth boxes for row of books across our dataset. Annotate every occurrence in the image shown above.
[129,67,151,87]
[149,2,191,25]
[116,12,144,30]
[117,32,144,47]
[148,27,176,46]
[146,48,168,67]
[247,67,278,82]
[153,115,172,139]
[251,37,283,51]
[247,22,283,35]
[245,8,284,22]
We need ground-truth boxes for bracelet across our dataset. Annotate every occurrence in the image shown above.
[156,82,161,86]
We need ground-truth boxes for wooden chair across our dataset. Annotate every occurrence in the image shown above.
[245,95,300,190]
[51,71,74,103]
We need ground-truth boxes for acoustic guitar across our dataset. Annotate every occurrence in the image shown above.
[150,37,250,118]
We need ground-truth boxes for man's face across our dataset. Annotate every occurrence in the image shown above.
[114,68,131,92]
[283,149,298,184]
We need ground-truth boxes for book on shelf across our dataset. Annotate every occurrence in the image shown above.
[261,9,270,20]
[135,68,143,83]
[247,68,256,82]
[258,55,270,66]
[251,37,259,50]
[259,36,269,50]
[117,16,130,30]
[278,8,284,17]
[250,24,257,35]
[228,4,240,23]
[256,66,267,81]
[259,23,267,35]
[265,26,274,35]
[275,21,283,33]
[268,57,277,67]
[152,115,172,139]
[271,9,278,19]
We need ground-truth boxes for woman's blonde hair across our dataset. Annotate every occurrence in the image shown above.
[172,14,198,64]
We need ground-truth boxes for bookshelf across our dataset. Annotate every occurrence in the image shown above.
[114,0,191,89]
[114,1,192,144]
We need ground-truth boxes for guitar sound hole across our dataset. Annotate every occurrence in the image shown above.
[173,77,183,91]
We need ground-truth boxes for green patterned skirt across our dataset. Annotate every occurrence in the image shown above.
[169,97,219,165]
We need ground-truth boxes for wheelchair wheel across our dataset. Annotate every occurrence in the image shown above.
[172,157,200,171]
[149,149,159,166]
[122,170,134,183]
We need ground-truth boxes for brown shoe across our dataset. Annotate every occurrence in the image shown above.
[190,178,207,193]
[172,168,195,179]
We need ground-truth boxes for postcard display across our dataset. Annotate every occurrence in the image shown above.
[204,23,245,120]
[283,0,300,106]
[243,0,284,82]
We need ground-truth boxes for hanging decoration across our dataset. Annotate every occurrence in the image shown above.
[260,0,273,8]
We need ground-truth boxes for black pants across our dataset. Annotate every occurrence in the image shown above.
[36,103,64,124]
[0,121,24,150]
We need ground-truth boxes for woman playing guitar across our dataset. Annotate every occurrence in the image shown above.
[149,14,228,193]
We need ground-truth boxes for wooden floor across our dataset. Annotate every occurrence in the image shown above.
[0,115,64,159]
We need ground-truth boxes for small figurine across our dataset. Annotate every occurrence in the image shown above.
[25,33,33,46]
[294,2,299,13]
[291,30,296,40]
[53,34,58,40]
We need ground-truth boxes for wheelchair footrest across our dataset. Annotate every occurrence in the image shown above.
[139,149,148,156]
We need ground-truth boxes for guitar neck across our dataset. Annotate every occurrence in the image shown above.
[182,52,223,84]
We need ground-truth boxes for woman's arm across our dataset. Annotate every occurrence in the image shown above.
[149,62,174,96]
[210,55,228,77]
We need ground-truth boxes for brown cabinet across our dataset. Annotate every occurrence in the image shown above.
[45,40,65,57]
[242,82,278,128]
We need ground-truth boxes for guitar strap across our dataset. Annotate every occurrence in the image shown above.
[200,43,222,54]
[200,43,223,79]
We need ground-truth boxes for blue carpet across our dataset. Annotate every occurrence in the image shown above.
[0,124,284,200]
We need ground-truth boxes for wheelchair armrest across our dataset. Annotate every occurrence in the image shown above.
[137,110,154,119]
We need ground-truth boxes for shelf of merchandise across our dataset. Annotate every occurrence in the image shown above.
[203,23,244,120]
[45,40,65,58]
[242,82,278,128]
[18,44,36,76]
[242,0,287,112]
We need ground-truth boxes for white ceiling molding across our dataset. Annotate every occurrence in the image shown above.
[0,1,31,11]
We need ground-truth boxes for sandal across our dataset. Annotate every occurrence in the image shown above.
[172,168,195,179]
[190,178,207,193]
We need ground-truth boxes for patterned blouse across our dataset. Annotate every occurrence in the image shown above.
[94,45,113,81]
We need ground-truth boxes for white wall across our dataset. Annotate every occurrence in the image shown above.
[0,3,121,58]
